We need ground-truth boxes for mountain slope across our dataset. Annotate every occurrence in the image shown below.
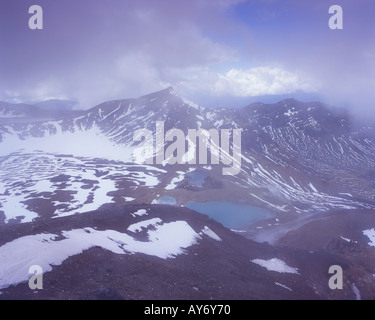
[1,88,375,222]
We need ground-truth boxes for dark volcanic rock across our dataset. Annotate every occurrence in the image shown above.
[0,205,322,300]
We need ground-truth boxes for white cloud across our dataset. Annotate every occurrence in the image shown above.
[1,81,68,104]
[2,63,319,109]
[177,66,318,99]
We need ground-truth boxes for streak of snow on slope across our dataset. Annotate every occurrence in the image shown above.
[275,282,293,291]
[242,153,372,213]
[199,226,222,241]
[351,283,361,300]
[251,258,299,274]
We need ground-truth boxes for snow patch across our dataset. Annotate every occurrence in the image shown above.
[284,109,298,117]
[363,229,375,247]
[0,125,134,161]
[251,258,299,274]
[165,171,185,190]
[131,171,160,187]
[0,221,201,289]
[131,209,148,217]
[61,178,116,217]
[128,218,163,233]
[0,153,167,224]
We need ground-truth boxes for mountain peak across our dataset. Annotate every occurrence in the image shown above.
[137,87,203,111]
[139,86,175,99]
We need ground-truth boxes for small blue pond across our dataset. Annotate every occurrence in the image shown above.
[155,196,177,205]
[186,170,209,187]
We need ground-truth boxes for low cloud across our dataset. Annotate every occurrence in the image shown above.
[214,67,317,96]
[177,66,318,101]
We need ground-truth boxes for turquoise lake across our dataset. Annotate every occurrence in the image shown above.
[186,201,272,229]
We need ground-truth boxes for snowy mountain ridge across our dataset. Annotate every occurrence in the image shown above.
[1,87,375,220]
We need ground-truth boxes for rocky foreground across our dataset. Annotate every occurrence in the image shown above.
[0,204,374,300]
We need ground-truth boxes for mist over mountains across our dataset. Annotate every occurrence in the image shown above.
[33,99,78,111]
